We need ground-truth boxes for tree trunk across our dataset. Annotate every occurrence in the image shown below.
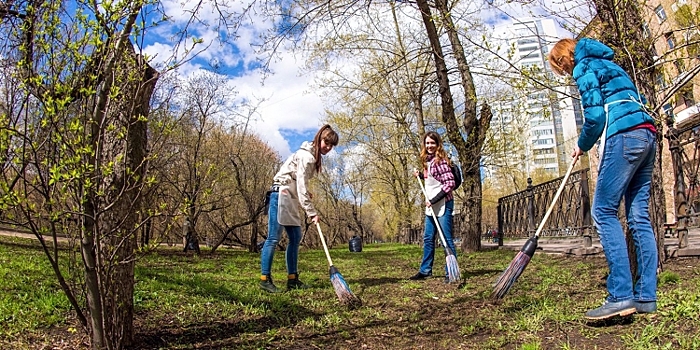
[416,0,492,252]
[84,48,158,349]
[82,210,106,349]
[106,55,156,349]
[251,223,259,252]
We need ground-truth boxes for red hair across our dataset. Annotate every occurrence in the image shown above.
[548,38,576,76]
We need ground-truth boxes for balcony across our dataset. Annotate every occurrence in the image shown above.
[675,104,700,125]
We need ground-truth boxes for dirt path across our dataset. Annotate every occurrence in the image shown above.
[0,228,69,242]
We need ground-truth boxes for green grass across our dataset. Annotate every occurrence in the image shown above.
[0,241,72,337]
[1,236,700,349]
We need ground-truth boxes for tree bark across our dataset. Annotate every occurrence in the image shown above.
[416,0,492,252]
[84,45,158,348]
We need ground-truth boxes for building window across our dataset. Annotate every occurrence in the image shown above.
[520,52,540,59]
[674,59,685,73]
[642,23,651,38]
[519,46,538,52]
[655,5,667,23]
[682,89,695,108]
[655,73,666,88]
[666,32,676,49]
[517,38,537,45]
[532,138,554,145]
[684,29,699,43]
[534,158,556,165]
[516,27,535,37]
[651,45,659,58]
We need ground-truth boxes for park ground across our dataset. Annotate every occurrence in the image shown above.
[1,234,699,350]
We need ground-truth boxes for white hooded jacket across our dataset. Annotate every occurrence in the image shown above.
[272,141,318,226]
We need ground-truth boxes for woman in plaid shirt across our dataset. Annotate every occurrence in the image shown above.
[409,131,458,283]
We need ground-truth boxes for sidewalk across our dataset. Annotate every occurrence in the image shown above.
[483,227,700,257]
[664,227,700,258]
[482,236,603,256]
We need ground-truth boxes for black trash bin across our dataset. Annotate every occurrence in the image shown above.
[349,236,362,252]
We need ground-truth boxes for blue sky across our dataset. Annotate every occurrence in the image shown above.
[137,0,584,159]
[280,128,316,153]
[137,0,330,159]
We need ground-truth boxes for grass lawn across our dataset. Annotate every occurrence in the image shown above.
[1,235,699,349]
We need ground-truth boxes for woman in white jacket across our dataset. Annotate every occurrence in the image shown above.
[260,124,339,293]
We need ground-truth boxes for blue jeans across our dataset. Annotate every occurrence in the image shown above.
[594,128,657,303]
[419,200,457,275]
[260,191,301,276]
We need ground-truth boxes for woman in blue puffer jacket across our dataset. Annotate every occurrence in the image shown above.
[549,38,658,321]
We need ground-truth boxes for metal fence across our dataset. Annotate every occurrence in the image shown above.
[667,116,700,248]
[494,113,700,254]
[497,167,595,240]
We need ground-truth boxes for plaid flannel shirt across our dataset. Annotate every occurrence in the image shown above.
[426,155,454,202]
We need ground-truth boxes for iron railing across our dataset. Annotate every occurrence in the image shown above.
[667,116,700,248]
[497,167,594,240]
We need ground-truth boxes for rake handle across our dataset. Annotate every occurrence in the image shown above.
[315,222,334,267]
[534,156,579,238]
[415,174,451,252]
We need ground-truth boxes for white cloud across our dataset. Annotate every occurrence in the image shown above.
[142,0,591,160]
[140,0,327,158]
[227,52,327,158]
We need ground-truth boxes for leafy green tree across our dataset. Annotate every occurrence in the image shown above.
[0,1,254,348]
[0,0,160,346]
[674,2,700,59]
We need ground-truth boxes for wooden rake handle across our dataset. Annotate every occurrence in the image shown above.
[315,222,334,267]
[534,156,579,238]
[415,174,450,250]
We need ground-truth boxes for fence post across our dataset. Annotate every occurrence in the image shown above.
[669,126,689,249]
[580,168,592,247]
[526,177,535,238]
[497,202,503,246]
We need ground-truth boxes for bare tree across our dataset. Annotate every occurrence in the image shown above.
[414,0,494,252]
[208,127,280,253]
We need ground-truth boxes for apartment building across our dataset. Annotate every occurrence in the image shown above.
[643,0,700,126]
[490,18,584,177]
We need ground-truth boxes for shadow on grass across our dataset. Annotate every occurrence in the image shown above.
[585,315,635,327]
[463,268,503,279]
[252,302,463,349]
[0,239,46,250]
[136,269,247,303]
[132,267,335,349]
[130,302,321,349]
[353,276,405,287]
[0,237,73,251]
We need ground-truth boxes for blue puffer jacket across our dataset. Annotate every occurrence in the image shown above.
[573,38,655,152]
